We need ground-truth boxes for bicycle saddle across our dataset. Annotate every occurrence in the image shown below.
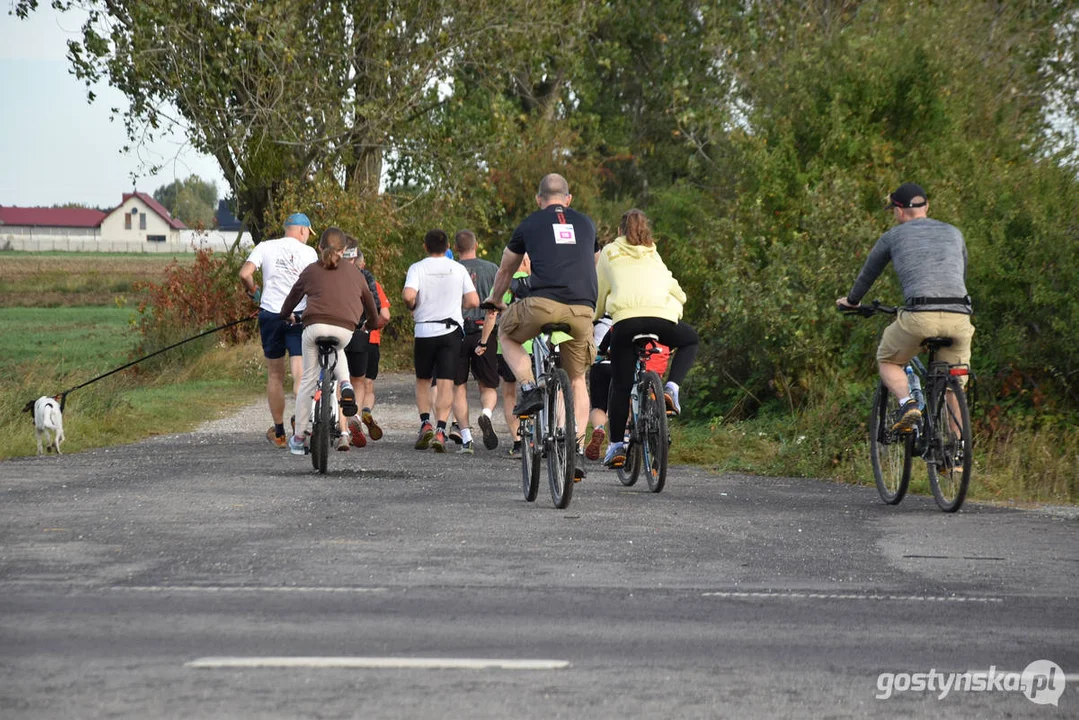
[922,336,953,351]
[632,333,660,346]
[541,323,572,335]
[315,336,342,350]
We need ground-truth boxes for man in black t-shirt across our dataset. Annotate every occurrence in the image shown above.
[485,174,599,472]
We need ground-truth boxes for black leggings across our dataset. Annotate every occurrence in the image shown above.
[607,317,698,441]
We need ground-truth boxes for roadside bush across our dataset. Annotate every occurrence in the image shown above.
[132,248,255,368]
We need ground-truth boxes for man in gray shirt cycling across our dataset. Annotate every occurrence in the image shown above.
[837,182,975,432]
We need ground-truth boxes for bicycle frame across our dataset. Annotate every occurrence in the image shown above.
[902,351,967,467]
[626,353,647,445]
[529,332,558,453]
[617,336,669,492]
[310,339,342,473]
[314,346,340,423]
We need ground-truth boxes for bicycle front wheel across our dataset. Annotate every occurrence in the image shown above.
[545,368,576,509]
[520,418,540,502]
[869,381,912,505]
[927,377,972,512]
[311,385,332,474]
[641,371,669,493]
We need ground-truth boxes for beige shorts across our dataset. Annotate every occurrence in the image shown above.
[500,296,596,379]
[877,310,975,368]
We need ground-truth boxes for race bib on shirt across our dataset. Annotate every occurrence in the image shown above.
[552,223,577,244]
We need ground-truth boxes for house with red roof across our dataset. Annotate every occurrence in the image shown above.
[98,191,187,245]
[1,191,195,252]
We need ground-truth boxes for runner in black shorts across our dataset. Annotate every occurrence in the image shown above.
[451,230,501,452]
[403,229,479,452]
[339,240,382,449]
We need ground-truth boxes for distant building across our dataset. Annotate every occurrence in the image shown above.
[99,191,187,244]
[0,206,107,244]
[215,199,243,231]
[1,192,251,253]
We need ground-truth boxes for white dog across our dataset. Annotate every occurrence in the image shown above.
[22,396,65,455]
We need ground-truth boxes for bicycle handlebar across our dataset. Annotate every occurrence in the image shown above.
[838,299,897,317]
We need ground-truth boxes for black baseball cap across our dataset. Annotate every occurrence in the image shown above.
[887,182,927,209]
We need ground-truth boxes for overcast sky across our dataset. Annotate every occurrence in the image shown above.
[0,7,228,209]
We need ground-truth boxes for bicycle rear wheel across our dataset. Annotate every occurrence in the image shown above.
[545,368,576,509]
[311,384,331,474]
[520,418,540,502]
[641,371,669,493]
[617,408,641,486]
[869,381,912,504]
[927,377,972,512]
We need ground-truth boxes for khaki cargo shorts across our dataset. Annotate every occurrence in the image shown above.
[878,310,975,377]
[500,296,596,379]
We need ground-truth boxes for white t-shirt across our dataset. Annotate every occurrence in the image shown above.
[245,237,318,313]
[404,256,476,338]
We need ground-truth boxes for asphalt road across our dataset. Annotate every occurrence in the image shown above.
[1,374,1076,719]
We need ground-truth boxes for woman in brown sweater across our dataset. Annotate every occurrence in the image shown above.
[280,226,379,454]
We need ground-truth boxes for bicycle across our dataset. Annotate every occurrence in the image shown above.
[482,302,576,508]
[615,333,670,493]
[308,336,345,475]
[842,300,973,512]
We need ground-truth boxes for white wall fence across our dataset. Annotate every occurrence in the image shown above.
[0,228,254,254]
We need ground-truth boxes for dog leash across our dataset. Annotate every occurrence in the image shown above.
[48,312,258,412]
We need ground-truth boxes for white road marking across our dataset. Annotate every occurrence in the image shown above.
[114,585,387,594]
[185,657,570,670]
[701,591,1004,603]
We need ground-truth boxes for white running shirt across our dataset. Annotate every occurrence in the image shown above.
[404,256,476,338]
[245,237,318,313]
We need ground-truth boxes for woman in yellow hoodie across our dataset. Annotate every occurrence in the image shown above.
[594,209,699,468]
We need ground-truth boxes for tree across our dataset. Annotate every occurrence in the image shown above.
[153,175,218,228]
[676,0,1079,415]
[14,0,589,242]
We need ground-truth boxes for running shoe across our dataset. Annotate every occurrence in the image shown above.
[414,421,435,450]
[361,408,383,441]
[448,422,463,445]
[287,434,307,456]
[891,399,922,434]
[336,434,350,452]
[340,384,358,417]
[348,417,367,448]
[477,414,499,450]
[506,440,522,458]
[431,429,448,453]
[603,442,627,469]
[457,440,475,455]
[513,383,544,416]
[266,426,287,449]
[664,382,681,415]
[584,427,606,461]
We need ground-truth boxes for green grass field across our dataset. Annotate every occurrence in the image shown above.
[0,252,261,458]
[0,252,192,307]
[0,306,139,376]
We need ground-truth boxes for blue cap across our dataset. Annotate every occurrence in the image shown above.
[284,213,311,228]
